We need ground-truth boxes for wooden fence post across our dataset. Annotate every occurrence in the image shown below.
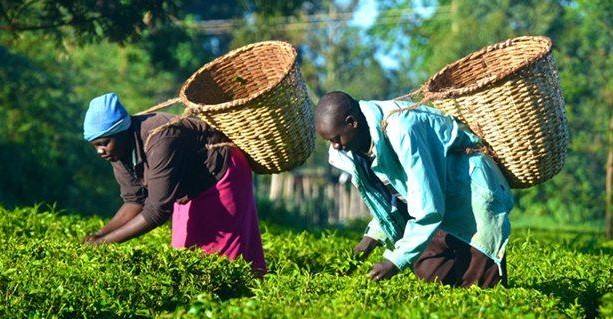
[326,184,337,224]
[283,173,294,200]
[269,174,283,200]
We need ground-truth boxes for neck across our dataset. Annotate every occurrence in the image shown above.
[355,111,372,154]
[118,130,135,163]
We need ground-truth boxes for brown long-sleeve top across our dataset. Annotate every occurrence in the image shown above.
[111,112,230,226]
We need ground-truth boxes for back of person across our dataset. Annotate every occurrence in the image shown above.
[131,112,230,198]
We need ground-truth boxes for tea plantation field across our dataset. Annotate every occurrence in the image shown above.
[0,205,611,318]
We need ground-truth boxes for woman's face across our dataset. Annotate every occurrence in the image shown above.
[90,132,130,162]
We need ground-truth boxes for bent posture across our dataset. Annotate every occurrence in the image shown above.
[82,93,266,273]
[315,92,513,288]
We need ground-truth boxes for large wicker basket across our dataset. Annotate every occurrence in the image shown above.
[408,36,569,188]
[141,41,315,174]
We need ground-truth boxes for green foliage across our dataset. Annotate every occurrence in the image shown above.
[262,229,360,275]
[64,42,177,113]
[601,292,613,318]
[0,32,183,216]
[0,205,255,318]
[1,205,611,318]
[0,0,178,43]
[0,42,113,214]
[171,218,612,318]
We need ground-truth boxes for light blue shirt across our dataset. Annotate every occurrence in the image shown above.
[329,100,513,272]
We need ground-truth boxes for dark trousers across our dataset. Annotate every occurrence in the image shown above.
[412,230,507,288]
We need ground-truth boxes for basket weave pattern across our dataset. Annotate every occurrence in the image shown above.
[179,41,315,174]
[422,36,569,188]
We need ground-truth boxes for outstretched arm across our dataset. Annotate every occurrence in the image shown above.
[88,203,143,238]
[84,203,143,243]
[91,213,155,244]
[92,136,189,244]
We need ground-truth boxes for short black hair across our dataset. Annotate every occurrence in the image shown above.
[315,91,359,128]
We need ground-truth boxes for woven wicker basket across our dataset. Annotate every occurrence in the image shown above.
[178,41,314,174]
[408,36,569,188]
[141,41,315,174]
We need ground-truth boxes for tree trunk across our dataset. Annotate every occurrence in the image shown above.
[348,187,363,221]
[326,184,337,224]
[341,184,351,221]
[302,176,312,202]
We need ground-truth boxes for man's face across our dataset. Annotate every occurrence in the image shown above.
[317,115,361,152]
[90,133,130,162]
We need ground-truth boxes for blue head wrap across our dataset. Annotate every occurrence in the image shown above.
[83,93,132,142]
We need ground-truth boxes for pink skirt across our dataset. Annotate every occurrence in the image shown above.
[171,148,266,272]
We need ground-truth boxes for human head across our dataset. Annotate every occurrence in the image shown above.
[83,93,132,162]
[315,91,370,153]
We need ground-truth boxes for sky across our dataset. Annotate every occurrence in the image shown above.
[349,0,400,69]
[343,0,436,70]
[350,0,378,27]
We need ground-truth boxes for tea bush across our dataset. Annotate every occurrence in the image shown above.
[0,206,254,318]
[0,205,611,318]
[171,228,612,319]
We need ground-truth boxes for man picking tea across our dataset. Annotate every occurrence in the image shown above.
[315,91,513,288]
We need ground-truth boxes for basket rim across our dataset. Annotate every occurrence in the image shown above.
[422,35,553,100]
[178,40,298,114]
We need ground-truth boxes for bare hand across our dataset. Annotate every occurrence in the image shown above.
[83,235,103,245]
[353,236,380,260]
[368,259,399,281]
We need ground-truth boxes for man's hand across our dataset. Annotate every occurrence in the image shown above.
[368,259,399,281]
[353,236,380,260]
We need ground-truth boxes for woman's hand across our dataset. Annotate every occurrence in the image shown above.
[94,214,156,244]
[82,232,103,244]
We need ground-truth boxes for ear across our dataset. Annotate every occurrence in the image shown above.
[345,115,358,128]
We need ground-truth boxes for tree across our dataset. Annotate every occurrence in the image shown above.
[0,0,178,43]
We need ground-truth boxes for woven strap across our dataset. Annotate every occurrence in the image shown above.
[135,97,182,115]
[380,103,419,132]
[381,88,424,131]
[386,87,496,158]
[464,145,494,156]
[392,86,424,102]
[143,115,186,151]
[393,84,446,105]
[143,115,235,153]
[206,142,236,150]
